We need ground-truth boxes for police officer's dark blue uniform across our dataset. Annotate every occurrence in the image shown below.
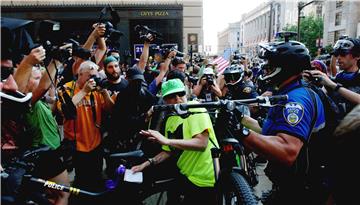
[238,32,326,205]
[223,64,259,100]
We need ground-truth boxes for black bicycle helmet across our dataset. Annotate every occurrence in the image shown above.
[223,64,244,85]
[1,76,32,119]
[333,37,360,57]
[257,32,311,86]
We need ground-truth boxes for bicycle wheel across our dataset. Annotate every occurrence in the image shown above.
[217,171,257,205]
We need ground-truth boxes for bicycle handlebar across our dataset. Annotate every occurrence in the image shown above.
[28,176,108,196]
[153,95,288,113]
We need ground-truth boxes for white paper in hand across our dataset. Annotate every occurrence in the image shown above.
[124,169,143,183]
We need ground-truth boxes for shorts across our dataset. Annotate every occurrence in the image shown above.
[32,149,66,180]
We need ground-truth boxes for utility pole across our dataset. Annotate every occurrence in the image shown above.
[297,0,321,41]
[268,1,273,42]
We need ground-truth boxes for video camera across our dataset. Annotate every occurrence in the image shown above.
[193,54,205,63]
[159,44,185,58]
[101,21,123,42]
[186,73,199,86]
[42,38,79,63]
[232,52,246,64]
[134,25,162,43]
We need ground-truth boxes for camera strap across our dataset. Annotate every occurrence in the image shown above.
[89,92,100,128]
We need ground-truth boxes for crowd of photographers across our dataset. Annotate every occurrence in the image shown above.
[1,18,360,205]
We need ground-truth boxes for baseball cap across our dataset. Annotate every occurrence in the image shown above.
[126,67,145,81]
[161,78,186,98]
[103,56,118,68]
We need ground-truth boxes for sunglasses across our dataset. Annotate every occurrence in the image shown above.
[224,73,241,82]
[333,49,351,57]
[164,91,186,99]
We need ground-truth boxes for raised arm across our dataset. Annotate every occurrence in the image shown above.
[83,23,106,64]
[15,46,46,92]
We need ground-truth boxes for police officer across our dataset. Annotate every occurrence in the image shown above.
[238,33,326,204]
[222,64,258,100]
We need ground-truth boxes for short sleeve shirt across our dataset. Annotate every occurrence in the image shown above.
[162,101,219,187]
[262,81,325,142]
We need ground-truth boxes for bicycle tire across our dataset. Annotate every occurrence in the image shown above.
[218,171,257,205]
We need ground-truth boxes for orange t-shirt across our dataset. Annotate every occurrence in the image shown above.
[61,81,105,152]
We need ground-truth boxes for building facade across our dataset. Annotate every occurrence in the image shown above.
[323,0,360,46]
[1,0,203,58]
[217,21,241,55]
[241,0,303,57]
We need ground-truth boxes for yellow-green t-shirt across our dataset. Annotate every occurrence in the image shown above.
[162,101,219,187]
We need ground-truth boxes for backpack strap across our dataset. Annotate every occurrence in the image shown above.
[305,87,318,143]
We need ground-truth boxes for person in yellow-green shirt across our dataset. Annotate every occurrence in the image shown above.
[132,78,218,205]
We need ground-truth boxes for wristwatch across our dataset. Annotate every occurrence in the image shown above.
[333,83,343,92]
[241,127,250,138]
[147,158,155,166]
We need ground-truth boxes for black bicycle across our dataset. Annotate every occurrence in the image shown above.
[1,146,117,205]
[153,95,288,205]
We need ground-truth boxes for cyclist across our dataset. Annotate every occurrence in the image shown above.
[131,78,219,205]
[239,36,326,204]
[222,64,258,100]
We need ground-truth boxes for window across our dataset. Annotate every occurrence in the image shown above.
[336,1,343,8]
[334,30,341,41]
[316,5,322,17]
[335,12,342,26]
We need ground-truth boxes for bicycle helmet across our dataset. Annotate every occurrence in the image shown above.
[1,75,32,119]
[223,64,244,85]
[257,32,311,86]
[333,38,360,57]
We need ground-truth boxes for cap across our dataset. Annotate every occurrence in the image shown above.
[203,67,215,75]
[126,68,145,81]
[161,78,185,98]
[311,60,327,73]
[103,56,118,68]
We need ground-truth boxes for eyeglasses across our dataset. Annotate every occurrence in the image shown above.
[164,91,186,99]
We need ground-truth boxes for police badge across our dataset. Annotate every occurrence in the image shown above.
[283,102,304,126]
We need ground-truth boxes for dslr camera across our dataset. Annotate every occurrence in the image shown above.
[160,44,185,58]
[90,75,109,89]
[204,74,214,86]
[134,25,162,42]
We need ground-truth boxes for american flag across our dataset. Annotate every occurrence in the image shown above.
[213,48,231,75]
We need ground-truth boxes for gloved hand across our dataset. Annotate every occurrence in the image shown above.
[229,113,249,140]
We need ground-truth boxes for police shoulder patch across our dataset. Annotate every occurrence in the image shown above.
[243,87,251,93]
[283,102,304,126]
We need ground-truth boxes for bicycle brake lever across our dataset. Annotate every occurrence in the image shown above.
[258,96,272,107]
[174,104,188,116]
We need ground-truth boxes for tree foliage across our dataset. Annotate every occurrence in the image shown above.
[283,15,324,57]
